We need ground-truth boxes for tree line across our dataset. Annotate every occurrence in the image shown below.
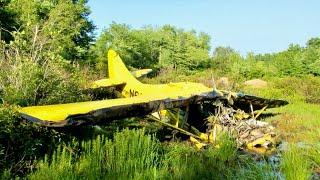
[1,0,320,78]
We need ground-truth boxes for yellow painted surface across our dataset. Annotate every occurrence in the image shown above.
[246,134,274,148]
[106,50,211,98]
[19,50,213,123]
[131,69,152,78]
[91,79,125,88]
[20,94,176,122]
[91,69,152,88]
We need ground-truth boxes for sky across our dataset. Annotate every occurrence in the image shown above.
[87,0,320,55]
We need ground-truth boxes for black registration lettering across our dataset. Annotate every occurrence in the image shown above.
[129,89,139,97]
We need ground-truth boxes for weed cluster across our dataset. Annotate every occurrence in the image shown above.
[27,129,277,180]
[281,145,312,180]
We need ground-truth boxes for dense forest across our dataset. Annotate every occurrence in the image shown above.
[1,0,319,179]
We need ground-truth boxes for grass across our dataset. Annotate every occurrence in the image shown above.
[268,102,320,144]
[29,129,278,180]
[29,129,160,180]
[242,77,320,179]
[281,145,312,180]
[269,102,320,179]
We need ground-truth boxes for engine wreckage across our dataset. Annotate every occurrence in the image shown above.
[19,50,288,153]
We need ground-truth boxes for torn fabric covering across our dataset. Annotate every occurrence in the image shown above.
[19,92,221,127]
[19,90,287,127]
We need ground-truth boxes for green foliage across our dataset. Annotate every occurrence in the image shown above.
[103,129,160,178]
[0,105,60,176]
[0,43,90,106]
[210,38,320,79]
[6,0,94,61]
[29,129,277,180]
[240,76,320,104]
[307,37,320,49]
[0,1,94,176]
[281,145,312,180]
[29,129,160,180]
[272,76,320,103]
[1,2,320,179]
[0,1,93,106]
[211,46,240,74]
[306,144,320,173]
[0,0,18,42]
[162,134,237,179]
[92,23,210,72]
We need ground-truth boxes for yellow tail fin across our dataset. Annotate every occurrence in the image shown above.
[107,50,141,85]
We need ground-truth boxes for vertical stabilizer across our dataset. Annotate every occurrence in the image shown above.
[107,50,141,85]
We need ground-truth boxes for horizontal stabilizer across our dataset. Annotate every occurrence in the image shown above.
[91,79,126,89]
[233,93,288,112]
[131,69,152,78]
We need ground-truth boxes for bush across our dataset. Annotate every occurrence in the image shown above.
[240,75,320,104]
[0,54,90,106]
[0,105,60,176]
[0,26,91,177]
[29,129,160,180]
[272,76,320,103]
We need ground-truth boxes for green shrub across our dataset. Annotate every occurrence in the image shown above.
[29,129,160,180]
[0,57,90,106]
[0,31,93,178]
[241,76,320,104]
[272,76,320,103]
[0,105,60,177]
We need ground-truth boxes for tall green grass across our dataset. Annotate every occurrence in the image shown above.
[281,145,312,180]
[29,129,277,180]
[242,76,320,178]
[29,129,160,180]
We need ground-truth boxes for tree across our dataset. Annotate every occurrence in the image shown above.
[93,23,211,72]
[211,46,239,73]
[0,0,17,42]
[307,37,320,49]
[7,0,95,61]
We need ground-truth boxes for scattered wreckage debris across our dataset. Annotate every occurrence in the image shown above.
[148,93,282,154]
[205,102,278,154]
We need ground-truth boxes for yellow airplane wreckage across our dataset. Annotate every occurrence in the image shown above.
[19,50,288,153]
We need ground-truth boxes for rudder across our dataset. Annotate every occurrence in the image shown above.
[107,50,141,85]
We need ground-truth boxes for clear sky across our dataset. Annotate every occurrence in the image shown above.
[87,0,320,55]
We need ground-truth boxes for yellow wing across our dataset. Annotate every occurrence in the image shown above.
[19,93,214,127]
